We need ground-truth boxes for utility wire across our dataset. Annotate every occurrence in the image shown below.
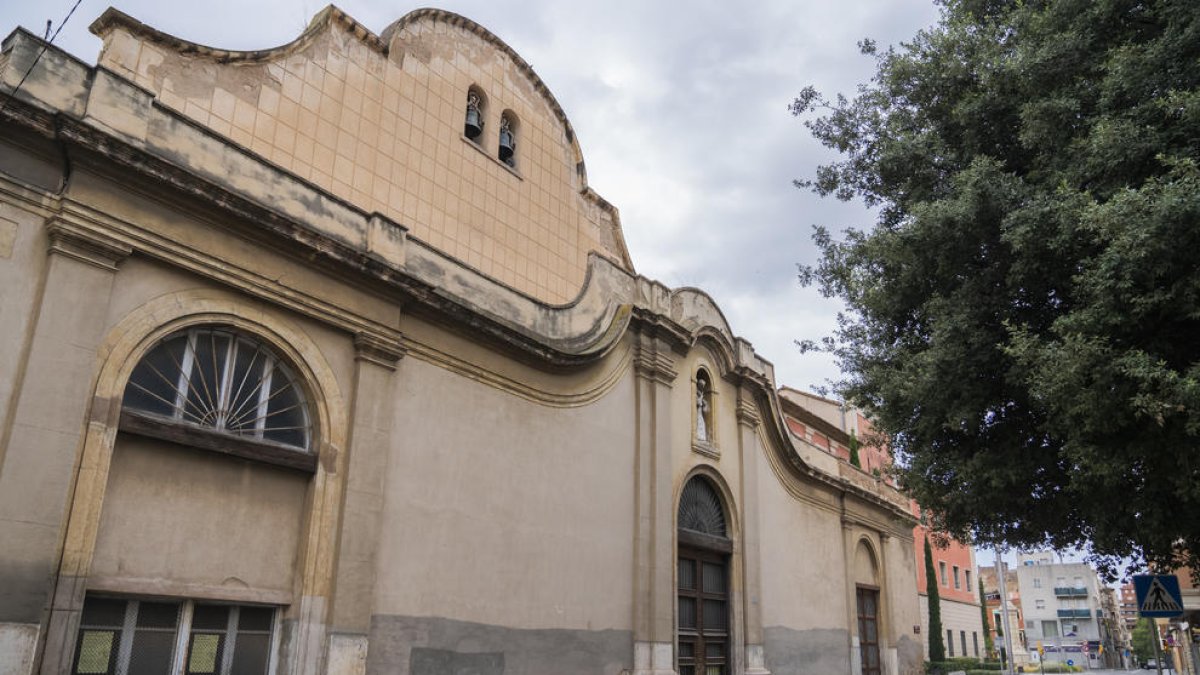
[0,0,87,115]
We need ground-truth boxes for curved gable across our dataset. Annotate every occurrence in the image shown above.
[89,5,632,304]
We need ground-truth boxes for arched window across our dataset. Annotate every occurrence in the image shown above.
[677,476,730,675]
[498,111,518,167]
[465,86,486,144]
[122,326,311,451]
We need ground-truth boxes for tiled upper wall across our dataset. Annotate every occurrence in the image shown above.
[91,8,633,304]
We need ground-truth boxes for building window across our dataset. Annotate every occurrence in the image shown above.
[953,566,961,590]
[972,631,979,657]
[1042,620,1058,637]
[857,587,882,675]
[464,87,486,143]
[122,326,314,469]
[1033,577,1042,588]
[1035,599,1045,609]
[72,596,274,675]
[960,631,967,659]
[965,570,971,591]
[939,561,947,587]
[498,111,518,168]
[947,629,954,656]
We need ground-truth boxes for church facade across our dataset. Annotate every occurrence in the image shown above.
[0,8,921,675]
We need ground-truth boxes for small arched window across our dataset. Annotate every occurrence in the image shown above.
[123,326,311,451]
[465,86,486,144]
[498,111,518,167]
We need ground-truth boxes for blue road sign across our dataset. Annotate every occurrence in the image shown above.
[1133,574,1185,618]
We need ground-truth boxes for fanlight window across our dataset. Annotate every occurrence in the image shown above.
[678,477,727,538]
[123,327,311,450]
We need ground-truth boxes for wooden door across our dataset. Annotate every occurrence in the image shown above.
[678,547,728,675]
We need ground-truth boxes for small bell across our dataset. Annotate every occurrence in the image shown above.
[464,93,483,140]
[498,116,515,165]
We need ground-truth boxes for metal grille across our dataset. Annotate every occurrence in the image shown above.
[678,477,726,537]
[124,327,310,449]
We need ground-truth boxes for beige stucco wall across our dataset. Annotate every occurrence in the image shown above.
[372,351,637,630]
[93,8,630,304]
[90,434,309,601]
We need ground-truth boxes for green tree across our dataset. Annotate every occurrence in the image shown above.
[848,429,862,468]
[925,537,945,662]
[792,0,1200,574]
[979,579,994,658]
[1131,617,1155,664]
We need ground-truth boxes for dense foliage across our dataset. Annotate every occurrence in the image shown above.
[793,0,1200,575]
[1131,617,1156,663]
[925,537,946,662]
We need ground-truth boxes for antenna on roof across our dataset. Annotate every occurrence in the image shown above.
[0,0,86,116]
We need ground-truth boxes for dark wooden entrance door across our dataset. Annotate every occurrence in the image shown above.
[857,586,881,675]
[677,546,728,675]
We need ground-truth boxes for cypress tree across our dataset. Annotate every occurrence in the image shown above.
[925,536,945,662]
[848,430,862,468]
[980,578,994,658]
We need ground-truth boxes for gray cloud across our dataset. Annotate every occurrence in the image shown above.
[0,0,939,393]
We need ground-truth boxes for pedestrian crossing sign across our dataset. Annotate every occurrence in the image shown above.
[1133,574,1185,618]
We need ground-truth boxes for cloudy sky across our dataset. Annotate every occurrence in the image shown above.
[1,0,941,394]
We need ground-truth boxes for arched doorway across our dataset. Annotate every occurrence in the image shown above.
[677,475,732,675]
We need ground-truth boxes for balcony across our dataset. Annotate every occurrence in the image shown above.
[1054,587,1088,597]
[1057,609,1093,619]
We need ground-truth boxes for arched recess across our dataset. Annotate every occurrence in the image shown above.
[676,472,739,675]
[854,537,883,675]
[45,289,348,674]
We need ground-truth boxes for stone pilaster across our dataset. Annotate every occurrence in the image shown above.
[2,217,129,674]
[631,328,678,675]
[326,332,404,675]
[736,391,770,674]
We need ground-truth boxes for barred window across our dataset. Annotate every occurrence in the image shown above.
[123,327,310,451]
[73,596,275,675]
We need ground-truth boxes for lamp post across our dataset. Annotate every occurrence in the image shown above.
[996,549,1017,675]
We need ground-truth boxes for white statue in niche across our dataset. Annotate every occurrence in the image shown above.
[696,376,711,441]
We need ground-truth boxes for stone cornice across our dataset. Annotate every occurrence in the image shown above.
[354,332,405,371]
[45,217,132,271]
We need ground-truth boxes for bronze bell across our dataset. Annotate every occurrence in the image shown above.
[498,118,515,165]
[464,94,482,139]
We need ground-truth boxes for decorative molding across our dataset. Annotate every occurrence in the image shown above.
[632,329,678,386]
[354,332,405,370]
[45,218,132,271]
[736,395,762,428]
[691,440,720,460]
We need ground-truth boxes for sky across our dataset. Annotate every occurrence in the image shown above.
[0,0,942,395]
